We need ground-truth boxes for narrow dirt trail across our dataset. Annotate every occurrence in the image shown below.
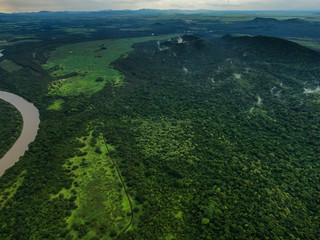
[103,138,133,234]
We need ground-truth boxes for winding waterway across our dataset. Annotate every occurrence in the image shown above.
[0,91,40,177]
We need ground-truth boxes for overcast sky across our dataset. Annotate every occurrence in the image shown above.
[0,0,319,13]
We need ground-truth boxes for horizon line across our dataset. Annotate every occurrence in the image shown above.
[1,8,320,14]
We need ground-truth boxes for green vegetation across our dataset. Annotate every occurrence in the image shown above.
[43,35,177,96]
[103,35,320,239]
[0,59,23,72]
[50,132,131,239]
[0,170,26,209]
[62,28,96,36]
[48,99,65,110]
[0,99,22,158]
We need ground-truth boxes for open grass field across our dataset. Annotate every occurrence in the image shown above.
[43,34,178,96]
[50,132,133,239]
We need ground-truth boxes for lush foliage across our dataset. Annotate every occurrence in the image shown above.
[50,132,132,239]
[101,36,320,239]
[43,35,177,96]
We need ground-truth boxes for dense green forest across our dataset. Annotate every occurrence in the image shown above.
[0,99,22,158]
[0,11,320,240]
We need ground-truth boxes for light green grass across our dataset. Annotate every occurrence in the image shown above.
[47,99,65,110]
[43,34,178,96]
[51,132,132,239]
[0,170,27,209]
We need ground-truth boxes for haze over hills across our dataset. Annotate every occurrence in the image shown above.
[1,10,320,47]
[1,0,320,12]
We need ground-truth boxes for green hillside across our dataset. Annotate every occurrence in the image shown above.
[1,34,320,240]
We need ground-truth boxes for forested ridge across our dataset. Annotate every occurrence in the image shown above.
[0,34,320,239]
[104,35,320,239]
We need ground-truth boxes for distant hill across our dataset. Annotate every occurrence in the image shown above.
[219,34,320,64]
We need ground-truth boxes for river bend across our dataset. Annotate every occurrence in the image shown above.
[0,91,40,177]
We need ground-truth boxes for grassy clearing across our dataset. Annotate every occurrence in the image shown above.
[0,170,27,210]
[43,34,178,96]
[0,59,22,72]
[47,99,65,110]
[51,132,132,239]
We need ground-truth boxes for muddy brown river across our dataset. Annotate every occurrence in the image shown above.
[0,91,40,177]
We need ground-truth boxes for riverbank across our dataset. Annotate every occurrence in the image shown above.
[0,91,40,177]
[0,99,23,158]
